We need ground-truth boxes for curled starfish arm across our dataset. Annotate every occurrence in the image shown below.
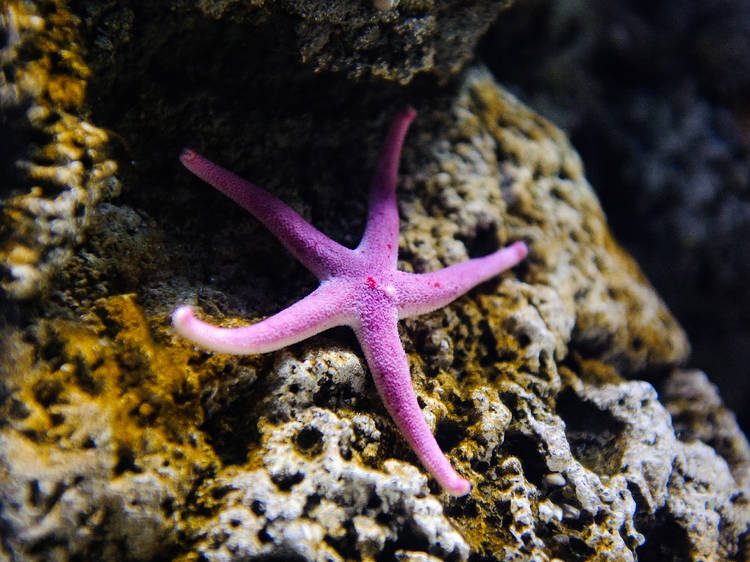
[396,241,528,318]
[355,305,471,496]
[180,149,353,280]
[173,283,355,355]
[358,107,416,268]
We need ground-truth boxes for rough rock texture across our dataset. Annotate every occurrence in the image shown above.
[73,0,512,87]
[480,0,750,432]
[2,3,749,561]
[0,1,120,298]
[0,294,217,560]
[192,0,513,83]
[0,0,514,298]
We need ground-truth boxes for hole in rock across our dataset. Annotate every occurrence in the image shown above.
[556,387,625,476]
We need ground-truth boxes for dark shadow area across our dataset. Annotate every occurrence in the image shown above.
[635,507,692,561]
[555,387,625,476]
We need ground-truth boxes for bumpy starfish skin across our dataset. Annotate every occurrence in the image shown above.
[173,108,528,495]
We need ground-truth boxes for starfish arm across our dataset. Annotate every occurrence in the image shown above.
[180,149,353,280]
[172,282,355,355]
[354,303,471,496]
[357,107,416,268]
[396,241,528,318]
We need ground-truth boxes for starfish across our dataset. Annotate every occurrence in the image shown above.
[173,108,528,496]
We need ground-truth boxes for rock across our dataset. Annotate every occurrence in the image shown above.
[189,408,470,561]
[1,0,517,298]
[481,0,750,431]
[1,0,120,298]
[190,0,513,83]
[0,3,747,559]
[0,295,217,560]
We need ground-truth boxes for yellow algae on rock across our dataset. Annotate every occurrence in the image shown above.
[0,0,119,299]
[458,69,690,374]
[0,294,217,560]
[161,69,742,561]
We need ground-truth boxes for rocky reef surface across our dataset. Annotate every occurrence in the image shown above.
[480,0,750,432]
[0,1,119,298]
[1,1,748,561]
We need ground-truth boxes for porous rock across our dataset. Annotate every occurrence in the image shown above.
[1,0,119,298]
[481,0,750,430]
[190,408,470,561]
[0,294,217,560]
[0,26,748,560]
[193,0,514,83]
[0,0,515,299]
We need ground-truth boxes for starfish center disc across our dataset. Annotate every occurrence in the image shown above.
[363,275,398,302]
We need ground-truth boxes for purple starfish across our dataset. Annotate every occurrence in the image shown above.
[173,108,527,495]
